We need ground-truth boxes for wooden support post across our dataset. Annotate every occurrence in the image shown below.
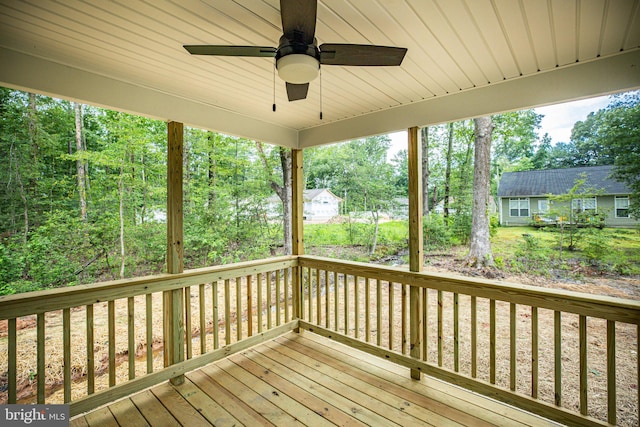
[408,126,423,379]
[165,121,185,385]
[291,149,304,324]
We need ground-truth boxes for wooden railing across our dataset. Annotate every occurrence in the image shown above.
[2,254,639,425]
[297,255,640,427]
[0,256,297,416]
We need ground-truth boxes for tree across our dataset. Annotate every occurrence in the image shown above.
[443,122,454,218]
[257,143,292,255]
[74,102,88,221]
[602,92,640,218]
[304,135,394,254]
[421,127,430,214]
[466,116,494,268]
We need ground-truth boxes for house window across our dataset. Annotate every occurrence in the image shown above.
[572,197,597,213]
[509,198,529,217]
[537,199,549,213]
[615,196,630,218]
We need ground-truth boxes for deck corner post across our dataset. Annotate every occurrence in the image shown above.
[408,126,424,380]
[291,149,304,327]
[165,120,185,385]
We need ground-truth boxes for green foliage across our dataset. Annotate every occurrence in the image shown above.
[423,214,454,250]
[581,228,609,264]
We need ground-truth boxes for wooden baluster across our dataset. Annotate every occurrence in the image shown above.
[316,268,321,325]
[490,299,496,385]
[267,272,272,330]
[422,287,428,361]
[146,294,153,373]
[284,269,290,323]
[236,278,242,341]
[37,313,45,403]
[454,293,459,372]
[607,320,616,424]
[554,311,562,406]
[212,281,219,349]
[247,275,253,337]
[531,306,538,398]
[471,296,477,378]
[354,275,360,339]
[344,275,349,335]
[199,284,206,355]
[86,305,95,394]
[510,303,516,391]
[401,284,407,355]
[334,271,339,332]
[388,282,394,350]
[365,277,371,342]
[376,279,382,347]
[307,268,312,323]
[579,315,587,415]
[128,297,136,378]
[185,287,192,359]
[258,273,263,333]
[437,290,443,367]
[276,269,281,327]
[224,279,231,345]
[63,308,71,402]
[8,318,16,403]
[108,301,116,387]
[325,270,330,329]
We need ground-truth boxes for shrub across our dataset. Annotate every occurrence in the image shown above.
[423,214,454,250]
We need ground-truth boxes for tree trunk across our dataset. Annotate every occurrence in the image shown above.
[74,102,88,221]
[444,122,453,218]
[207,132,217,208]
[466,116,494,268]
[279,148,292,255]
[421,127,430,214]
[119,164,126,279]
[369,209,380,256]
[256,143,292,255]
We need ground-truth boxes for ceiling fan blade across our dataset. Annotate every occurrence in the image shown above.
[320,44,407,66]
[286,82,309,101]
[280,0,317,44]
[184,45,276,57]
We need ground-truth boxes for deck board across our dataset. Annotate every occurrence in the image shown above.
[72,331,563,426]
[107,398,149,427]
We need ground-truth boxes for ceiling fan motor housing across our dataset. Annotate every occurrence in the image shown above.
[276,35,320,84]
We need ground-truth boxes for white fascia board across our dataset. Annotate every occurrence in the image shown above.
[0,47,299,148]
[298,49,640,148]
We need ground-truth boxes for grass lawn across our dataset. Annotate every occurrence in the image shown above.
[305,219,640,276]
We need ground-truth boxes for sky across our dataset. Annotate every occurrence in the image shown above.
[387,94,612,158]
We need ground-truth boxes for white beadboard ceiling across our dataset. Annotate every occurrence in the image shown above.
[1,0,639,148]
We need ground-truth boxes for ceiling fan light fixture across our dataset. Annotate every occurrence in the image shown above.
[276,54,319,84]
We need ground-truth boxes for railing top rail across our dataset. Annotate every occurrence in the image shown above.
[0,256,297,320]
[299,255,640,324]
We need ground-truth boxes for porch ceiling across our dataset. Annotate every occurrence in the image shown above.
[1,0,639,149]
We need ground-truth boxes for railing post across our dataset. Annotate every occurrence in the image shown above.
[291,149,304,324]
[165,121,185,385]
[408,126,424,380]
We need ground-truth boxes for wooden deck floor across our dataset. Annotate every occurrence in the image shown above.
[71,331,562,427]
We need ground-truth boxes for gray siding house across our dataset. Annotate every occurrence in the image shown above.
[497,165,637,228]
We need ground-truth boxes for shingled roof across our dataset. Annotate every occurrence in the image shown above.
[497,165,629,197]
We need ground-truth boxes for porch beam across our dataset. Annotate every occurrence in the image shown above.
[0,48,298,148]
[165,121,185,385]
[291,149,304,320]
[298,50,640,148]
[408,126,423,379]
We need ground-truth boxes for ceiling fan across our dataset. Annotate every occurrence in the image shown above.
[184,0,407,102]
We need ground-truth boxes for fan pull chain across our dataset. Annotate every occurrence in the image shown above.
[272,62,276,112]
[319,68,323,120]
